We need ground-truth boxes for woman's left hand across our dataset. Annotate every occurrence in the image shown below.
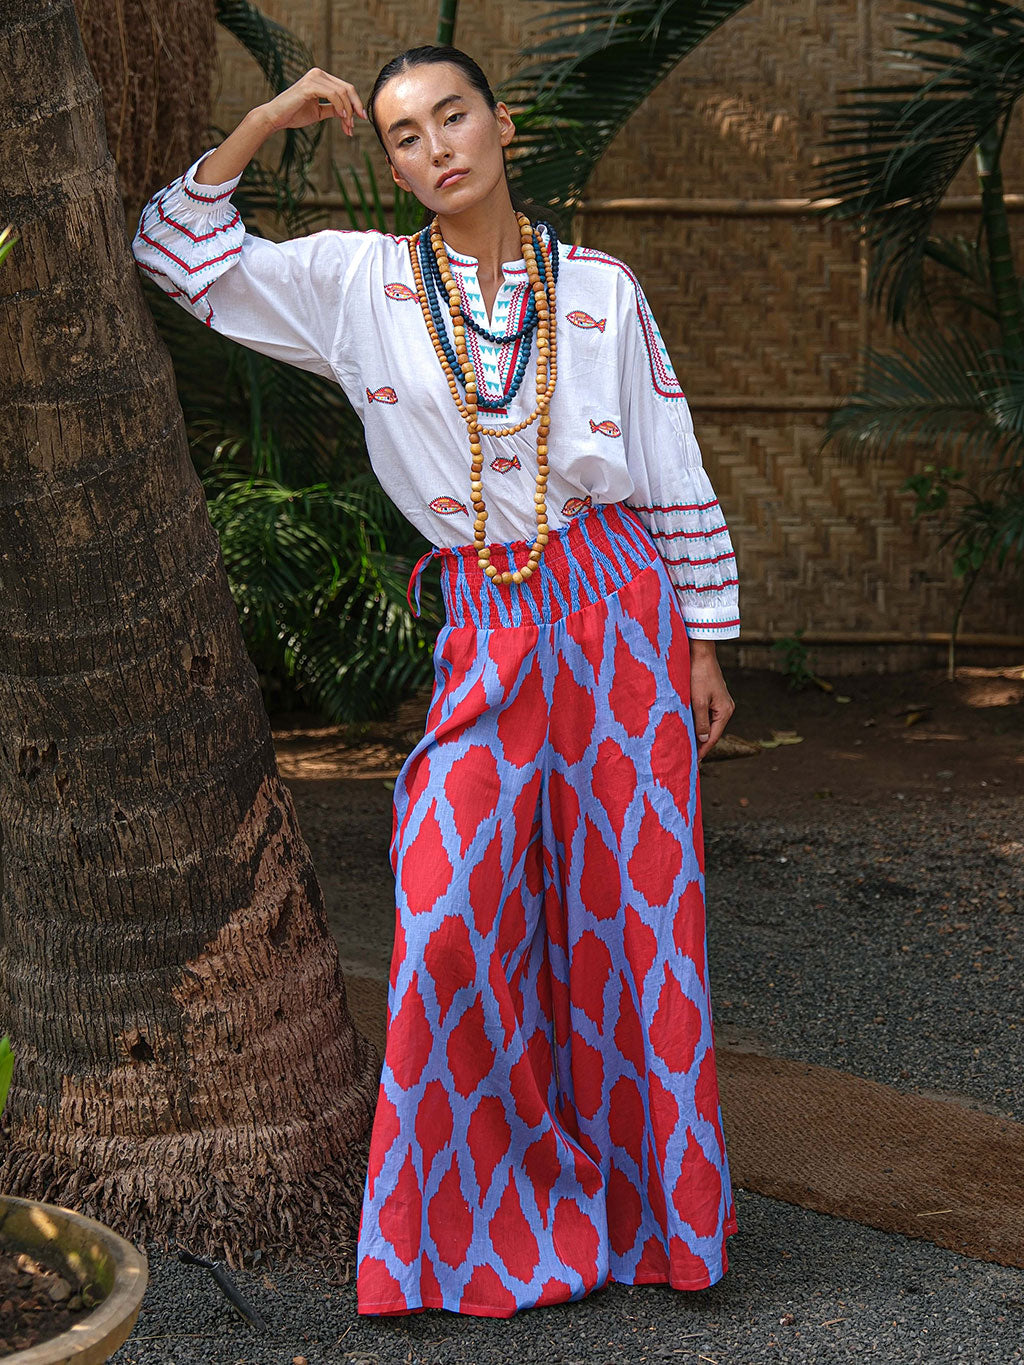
[689,639,735,762]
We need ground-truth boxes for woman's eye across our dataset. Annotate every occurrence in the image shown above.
[397,112,463,148]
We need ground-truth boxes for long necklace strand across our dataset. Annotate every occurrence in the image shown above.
[417,223,558,410]
[408,212,558,584]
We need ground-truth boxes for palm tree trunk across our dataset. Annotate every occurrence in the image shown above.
[0,0,379,1268]
[70,0,216,215]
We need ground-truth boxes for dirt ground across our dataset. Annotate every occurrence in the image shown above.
[270,662,1024,981]
[272,661,1024,809]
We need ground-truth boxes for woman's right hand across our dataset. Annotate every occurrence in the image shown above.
[258,67,369,138]
[193,67,369,186]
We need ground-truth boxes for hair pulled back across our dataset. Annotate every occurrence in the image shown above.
[366,44,554,231]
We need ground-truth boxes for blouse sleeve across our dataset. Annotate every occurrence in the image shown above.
[131,147,362,382]
[617,274,740,641]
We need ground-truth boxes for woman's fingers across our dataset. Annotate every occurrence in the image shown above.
[692,682,735,762]
[693,695,711,746]
[318,88,352,133]
[335,77,368,121]
[266,68,366,133]
[318,75,366,134]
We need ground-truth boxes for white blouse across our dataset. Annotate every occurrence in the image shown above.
[131,149,740,639]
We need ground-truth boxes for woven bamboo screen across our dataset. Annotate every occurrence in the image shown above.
[209,0,1024,651]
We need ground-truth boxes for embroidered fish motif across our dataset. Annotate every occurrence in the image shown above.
[490,455,522,474]
[366,385,398,404]
[384,281,417,301]
[561,495,593,517]
[429,495,468,515]
[567,309,607,332]
[589,418,621,438]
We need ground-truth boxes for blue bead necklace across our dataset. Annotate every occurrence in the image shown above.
[418,222,559,412]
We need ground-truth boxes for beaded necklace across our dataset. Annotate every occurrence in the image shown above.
[416,224,558,410]
[408,211,558,584]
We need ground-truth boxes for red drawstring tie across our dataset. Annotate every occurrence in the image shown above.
[406,546,443,618]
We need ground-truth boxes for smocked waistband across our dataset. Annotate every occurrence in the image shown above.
[406,501,659,628]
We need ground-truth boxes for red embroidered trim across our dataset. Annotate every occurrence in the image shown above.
[684,551,737,568]
[181,177,236,204]
[629,499,720,515]
[460,273,531,405]
[136,257,218,306]
[652,524,730,541]
[136,228,242,277]
[565,244,684,399]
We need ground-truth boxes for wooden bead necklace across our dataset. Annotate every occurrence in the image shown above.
[408,211,558,584]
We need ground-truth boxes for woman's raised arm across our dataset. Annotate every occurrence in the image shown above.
[130,69,373,380]
[195,67,368,186]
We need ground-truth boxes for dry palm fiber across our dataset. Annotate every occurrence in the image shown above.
[73,0,215,211]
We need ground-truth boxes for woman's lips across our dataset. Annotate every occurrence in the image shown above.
[437,169,469,188]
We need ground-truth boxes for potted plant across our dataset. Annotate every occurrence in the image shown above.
[0,1035,149,1362]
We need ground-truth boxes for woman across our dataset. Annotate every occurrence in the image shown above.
[132,44,740,1318]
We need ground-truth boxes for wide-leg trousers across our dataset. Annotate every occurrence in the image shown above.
[355,500,737,1317]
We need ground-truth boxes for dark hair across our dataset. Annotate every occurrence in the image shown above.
[366,44,561,235]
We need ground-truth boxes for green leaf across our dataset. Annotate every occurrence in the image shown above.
[0,1034,14,1120]
[821,324,1024,468]
[499,0,756,222]
[214,0,322,187]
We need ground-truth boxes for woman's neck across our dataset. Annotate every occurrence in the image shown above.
[435,188,525,278]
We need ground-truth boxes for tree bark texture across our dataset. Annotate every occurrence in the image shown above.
[0,0,379,1268]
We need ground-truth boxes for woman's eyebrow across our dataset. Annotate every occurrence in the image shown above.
[387,93,464,137]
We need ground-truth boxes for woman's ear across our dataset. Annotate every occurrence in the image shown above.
[495,101,516,148]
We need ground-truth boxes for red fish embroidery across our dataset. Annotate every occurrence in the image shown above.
[589,418,621,438]
[366,386,398,404]
[561,495,593,517]
[384,281,417,301]
[429,495,468,515]
[567,309,607,332]
[490,455,522,474]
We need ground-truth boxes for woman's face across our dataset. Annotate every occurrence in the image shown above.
[375,62,515,217]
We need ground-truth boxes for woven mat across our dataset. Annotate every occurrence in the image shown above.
[344,974,1024,1270]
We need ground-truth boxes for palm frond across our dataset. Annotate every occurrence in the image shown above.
[908,231,1003,327]
[822,324,1024,467]
[498,0,755,218]
[214,0,322,191]
[811,0,1024,322]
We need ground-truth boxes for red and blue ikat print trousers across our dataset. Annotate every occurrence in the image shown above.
[356,500,737,1317]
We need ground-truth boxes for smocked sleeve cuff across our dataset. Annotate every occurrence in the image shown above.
[625,480,740,640]
[131,147,245,317]
[179,148,243,210]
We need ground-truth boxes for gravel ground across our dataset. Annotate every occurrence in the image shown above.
[706,792,1024,1121]
[112,1194,1024,1365]
[108,768,1024,1365]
